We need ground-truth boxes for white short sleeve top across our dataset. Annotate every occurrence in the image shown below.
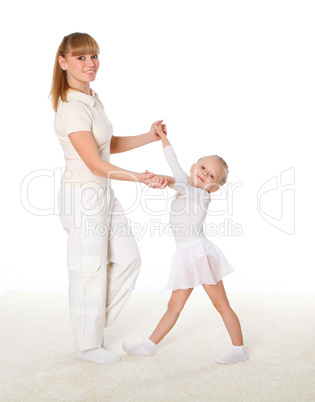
[54,89,113,188]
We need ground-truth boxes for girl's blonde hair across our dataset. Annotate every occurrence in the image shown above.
[49,32,100,112]
[198,155,229,185]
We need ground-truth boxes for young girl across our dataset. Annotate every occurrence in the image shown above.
[123,124,249,364]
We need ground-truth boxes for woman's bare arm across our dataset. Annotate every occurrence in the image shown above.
[110,120,167,154]
[110,133,152,154]
[68,131,158,183]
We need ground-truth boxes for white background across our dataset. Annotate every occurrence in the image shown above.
[1,0,314,296]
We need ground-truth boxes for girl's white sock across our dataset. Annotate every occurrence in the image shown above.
[76,347,120,363]
[215,345,249,364]
[122,339,156,356]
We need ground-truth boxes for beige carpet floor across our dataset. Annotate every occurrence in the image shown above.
[0,291,314,401]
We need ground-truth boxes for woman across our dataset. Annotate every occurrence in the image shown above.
[50,32,168,364]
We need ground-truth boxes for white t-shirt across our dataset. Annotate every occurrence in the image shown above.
[54,89,113,188]
[163,145,211,246]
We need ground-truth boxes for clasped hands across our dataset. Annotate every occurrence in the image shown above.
[142,172,172,189]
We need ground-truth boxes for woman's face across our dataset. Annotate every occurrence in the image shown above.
[59,53,100,90]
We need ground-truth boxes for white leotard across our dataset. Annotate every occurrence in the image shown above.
[162,145,234,290]
[164,145,210,246]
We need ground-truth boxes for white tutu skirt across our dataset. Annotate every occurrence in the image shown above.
[167,238,234,291]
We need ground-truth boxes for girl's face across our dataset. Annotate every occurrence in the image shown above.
[189,156,224,193]
[59,53,100,92]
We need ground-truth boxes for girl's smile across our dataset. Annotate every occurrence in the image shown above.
[189,156,224,193]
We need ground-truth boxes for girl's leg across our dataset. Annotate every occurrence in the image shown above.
[203,280,248,363]
[149,288,194,344]
[123,288,193,355]
[203,281,243,345]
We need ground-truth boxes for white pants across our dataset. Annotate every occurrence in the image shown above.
[57,184,140,351]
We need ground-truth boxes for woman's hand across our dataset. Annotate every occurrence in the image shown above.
[139,170,155,183]
[146,176,169,189]
[152,123,171,148]
[153,123,166,137]
[144,175,174,189]
[139,171,169,189]
[148,120,167,142]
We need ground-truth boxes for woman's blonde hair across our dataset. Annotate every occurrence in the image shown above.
[49,32,100,111]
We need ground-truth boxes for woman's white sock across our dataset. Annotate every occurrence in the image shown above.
[122,339,156,356]
[76,347,120,363]
[215,345,249,364]
[101,337,107,350]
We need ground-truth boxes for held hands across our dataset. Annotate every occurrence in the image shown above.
[149,120,167,142]
[139,171,170,189]
[153,123,171,148]
[145,175,174,189]
[153,123,166,137]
